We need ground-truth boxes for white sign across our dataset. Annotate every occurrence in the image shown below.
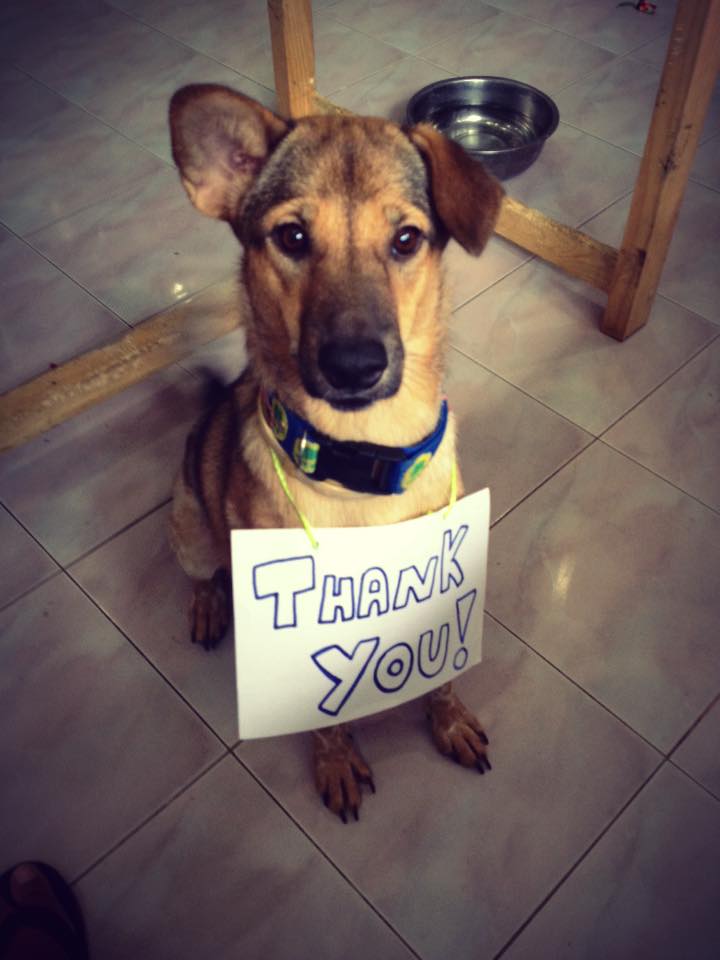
[231,488,490,739]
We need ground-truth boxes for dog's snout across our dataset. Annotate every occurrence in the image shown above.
[318,337,388,391]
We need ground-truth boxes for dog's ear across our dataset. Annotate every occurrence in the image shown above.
[169,84,289,220]
[407,123,504,255]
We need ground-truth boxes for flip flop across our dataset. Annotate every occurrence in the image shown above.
[0,862,89,959]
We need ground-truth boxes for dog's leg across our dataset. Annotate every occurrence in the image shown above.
[169,475,232,650]
[189,568,232,650]
[312,724,375,823]
[426,682,491,773]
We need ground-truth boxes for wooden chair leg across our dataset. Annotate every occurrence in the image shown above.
[601,0,720,341]
[267,0,315,118]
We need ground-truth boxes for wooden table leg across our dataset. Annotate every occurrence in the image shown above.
[601,0,720,341]
[267,0,315,118]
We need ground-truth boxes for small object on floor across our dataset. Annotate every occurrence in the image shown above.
[0,862,89,960]
[617,1,657,13]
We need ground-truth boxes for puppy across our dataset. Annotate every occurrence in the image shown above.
[168,84,503,821]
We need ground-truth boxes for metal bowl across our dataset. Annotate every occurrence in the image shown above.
[406,76,559,180]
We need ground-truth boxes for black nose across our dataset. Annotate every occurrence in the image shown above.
[318,337,388,391]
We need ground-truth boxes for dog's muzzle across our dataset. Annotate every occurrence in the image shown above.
[299,295,405,410]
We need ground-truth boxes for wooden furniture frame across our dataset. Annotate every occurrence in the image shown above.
[1,0,718,453]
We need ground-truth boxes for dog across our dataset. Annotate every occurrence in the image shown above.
[168,84,504,822]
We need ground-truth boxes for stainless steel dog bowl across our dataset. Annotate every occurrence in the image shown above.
[406,76,559,180]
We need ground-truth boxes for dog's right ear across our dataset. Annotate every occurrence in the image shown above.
[169,84,289,221]
[407,123,504,255]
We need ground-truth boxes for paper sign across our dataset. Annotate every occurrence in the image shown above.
[231,488,490,739]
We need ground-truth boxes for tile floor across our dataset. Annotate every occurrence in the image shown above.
[1,0,719,957]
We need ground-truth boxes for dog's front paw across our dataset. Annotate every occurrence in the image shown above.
[426,683,491,774]
[312,725,375,823]
[190,568,231,650]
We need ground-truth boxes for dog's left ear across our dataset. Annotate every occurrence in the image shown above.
[407,123,504,255]
[169,84,289,221]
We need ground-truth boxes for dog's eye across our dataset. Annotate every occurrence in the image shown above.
[273,223,310,258]
[391,226,423,259]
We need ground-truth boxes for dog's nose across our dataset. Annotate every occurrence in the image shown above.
[318,337,388,391]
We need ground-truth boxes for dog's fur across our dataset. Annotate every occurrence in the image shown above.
[168,85,504,821]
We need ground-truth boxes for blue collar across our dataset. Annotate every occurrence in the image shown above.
[260,391,449,495]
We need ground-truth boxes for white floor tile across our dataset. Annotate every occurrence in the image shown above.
[0,505,58,609]
[604,337,720,512]
[504,764,720,960]
[0,366,204,564]
[0,573,224,877]
[77,755,416,960]
[486,442,720,751]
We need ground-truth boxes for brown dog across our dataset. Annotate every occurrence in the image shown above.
[168,84,504,821]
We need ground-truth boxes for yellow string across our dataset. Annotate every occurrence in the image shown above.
[444,459,458,517]
[269,447,319,549]
[270,447,458,549]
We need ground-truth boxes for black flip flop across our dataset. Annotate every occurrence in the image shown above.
[0,862,89,959]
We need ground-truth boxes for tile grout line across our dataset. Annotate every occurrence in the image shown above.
[448,253,537,316]
[447,341,598,439]
[594,331,720,516]
[2,214,237,334]
[1,62,177,171]
[551,116,650,159]
[0,503,63,613]
[323,51,440,104]
[19,220,234,327]
[327,11,489,81]
[556,115,720,169]
[228,751,425,960]
[101,3,277,101]
[596,437,720,518]
[655,287,720,322]
[667,758,720,805]
[0,567,61,616]
[7,10,276,166]
[64,498,173,568]
[491,756,667,960]
[61,560,235,752]
[447,180,639,321]
[70,752,230,887]
[483,611,666,758]
[486,606,720,805]
[487,435,597,529]
[0,221,134,330]
[575,185,636,230]
[664,681,720,804]
[410,3,626,74]
[666,691,720,760]
[596,328,720,439]
[449,292,719,491]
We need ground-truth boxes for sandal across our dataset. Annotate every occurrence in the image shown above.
[0,862,89,959]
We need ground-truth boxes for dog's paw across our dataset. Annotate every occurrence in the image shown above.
[426,685,491,774]
[312,725,375,823]
[190,568,232,650]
